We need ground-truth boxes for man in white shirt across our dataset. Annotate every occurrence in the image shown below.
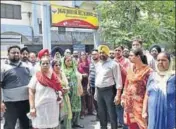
[95,45,122,129]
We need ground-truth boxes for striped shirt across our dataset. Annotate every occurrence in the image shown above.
[89,61,96,87]
[1,60,32,102]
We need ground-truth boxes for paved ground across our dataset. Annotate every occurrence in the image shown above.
[1,115,122,129]
[79,115,123,129]
[79,115,109,129]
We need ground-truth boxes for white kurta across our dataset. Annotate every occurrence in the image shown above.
[28,75,59,128]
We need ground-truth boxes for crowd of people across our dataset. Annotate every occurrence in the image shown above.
[0,38,175,129]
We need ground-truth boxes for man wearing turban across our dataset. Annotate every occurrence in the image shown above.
[149,44,162,60]
[51,46,63,61]
[95,45,123,129]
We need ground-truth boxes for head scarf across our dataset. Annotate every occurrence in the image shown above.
[61,55,77,74]
[61,56,77,83]
[36,71,62,92]
[155,56,174,95]
[98,45,110,56]
[155,58,174,76]
[38,49,49,60]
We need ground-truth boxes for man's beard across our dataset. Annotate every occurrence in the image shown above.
[22,57,28,62]
[10,58,20,63]
[100,56,107,61]
[123,54,129,58]
[73,55,78,58]
[110,56,114,59]
[56,55,61,58]
[55,56,61,60]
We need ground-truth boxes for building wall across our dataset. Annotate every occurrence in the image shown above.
[1,0,33,44]
[26,44,94,54]
[1,1,32,26]
[1,0,99,50]
[1,1,99,32]
[1,24,33,41]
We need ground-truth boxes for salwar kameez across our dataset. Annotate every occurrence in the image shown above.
[121,65,151,129]
[59,72,72,129]
[78,59,93,116]
[147,72,175,129]
[62,60,83,127]
[28,75,60,129]
[60,95,72,129]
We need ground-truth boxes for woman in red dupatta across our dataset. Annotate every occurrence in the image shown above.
[121,48,152,129]
[28,57,63,129]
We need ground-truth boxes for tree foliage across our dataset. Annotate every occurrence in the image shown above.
[96,1,175,51]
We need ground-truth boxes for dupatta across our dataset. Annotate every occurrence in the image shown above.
[36,71,62,91]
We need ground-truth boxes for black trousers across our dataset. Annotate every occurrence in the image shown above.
[90,87,99,118]
[81,77,94,116]
[97,86,117,129]
[4,100,30,129]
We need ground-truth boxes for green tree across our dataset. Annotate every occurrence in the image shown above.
[96,1,175,51]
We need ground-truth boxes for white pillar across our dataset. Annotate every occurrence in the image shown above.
[93,30,99,49]
[32,1,39,36]
[41,2,51,51]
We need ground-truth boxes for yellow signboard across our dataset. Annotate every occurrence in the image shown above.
[51,4,99,29]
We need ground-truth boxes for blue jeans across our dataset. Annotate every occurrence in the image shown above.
[116,104,128,129]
